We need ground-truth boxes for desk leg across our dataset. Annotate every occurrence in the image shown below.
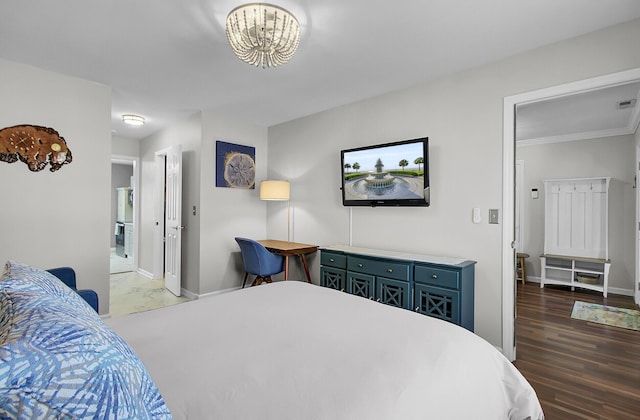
[284,256,289,280]
[299,254,312,283]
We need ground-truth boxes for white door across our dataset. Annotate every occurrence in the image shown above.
[165,145,183,296]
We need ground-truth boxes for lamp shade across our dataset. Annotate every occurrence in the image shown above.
[260,180,290,200]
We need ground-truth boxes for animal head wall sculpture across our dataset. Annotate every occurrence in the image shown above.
[0,125,72,172]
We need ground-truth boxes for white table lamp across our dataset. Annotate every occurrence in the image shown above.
[260,180,291,241]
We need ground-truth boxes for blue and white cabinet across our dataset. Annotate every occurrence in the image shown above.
[320,245,476,331]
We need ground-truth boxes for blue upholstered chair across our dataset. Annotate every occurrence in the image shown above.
[47,267,99,313]
[235,237,285,288]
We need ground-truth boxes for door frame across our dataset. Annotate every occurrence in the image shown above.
[153,149,167,280]
[111,154,140,271]
[637,147,640,305]
[502,67,640,361]
[515,160,525,252]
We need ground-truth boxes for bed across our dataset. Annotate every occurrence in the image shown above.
[105,281,543,419]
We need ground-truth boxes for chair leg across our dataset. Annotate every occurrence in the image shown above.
[252,276,264,286]
[241,272,249,288]
[264,276,272,284]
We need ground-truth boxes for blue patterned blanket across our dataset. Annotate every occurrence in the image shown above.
[0,261,171,419]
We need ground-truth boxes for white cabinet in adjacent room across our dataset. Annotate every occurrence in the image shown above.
[117,187,133,223]
[124,223,134,258]
[540,177,611,297]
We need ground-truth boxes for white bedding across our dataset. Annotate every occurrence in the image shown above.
[106,281,543,420]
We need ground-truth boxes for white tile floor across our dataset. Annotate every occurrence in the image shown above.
[110,248,133,274]
[109,271,190,317]
[109,249,189,317]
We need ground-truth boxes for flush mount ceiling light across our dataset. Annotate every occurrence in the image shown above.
[122,114,145,126]
[226,3,300,68]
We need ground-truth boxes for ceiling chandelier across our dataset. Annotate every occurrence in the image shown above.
[226,3,300,68]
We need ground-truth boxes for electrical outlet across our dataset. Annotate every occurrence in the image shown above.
[489,209,500,224]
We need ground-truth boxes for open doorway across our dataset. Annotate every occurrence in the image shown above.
[502,68,640,361]
[109,151,189,317]
[110,155,139,274]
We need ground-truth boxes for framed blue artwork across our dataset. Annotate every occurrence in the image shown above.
[216,141,256,189]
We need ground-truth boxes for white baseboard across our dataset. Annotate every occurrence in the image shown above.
[180,288,199,300]
[525,276,634,296]
[137,268,154,279]
[196,286,241,299]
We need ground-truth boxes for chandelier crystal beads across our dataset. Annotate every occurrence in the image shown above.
[226,3,300,68]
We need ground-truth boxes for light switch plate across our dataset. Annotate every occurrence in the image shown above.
[472,208,482,224]
[489,209,500,224]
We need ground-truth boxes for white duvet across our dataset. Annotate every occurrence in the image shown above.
[106,281,543,420]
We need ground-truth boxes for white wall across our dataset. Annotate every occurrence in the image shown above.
[0,59,112,314]
[267,19,640,346]
[517,135,636,292]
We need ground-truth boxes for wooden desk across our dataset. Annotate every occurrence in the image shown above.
[258,240,318,283]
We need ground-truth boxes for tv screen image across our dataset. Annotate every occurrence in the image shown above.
[341,137,429,207]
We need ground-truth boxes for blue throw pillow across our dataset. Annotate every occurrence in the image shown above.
[0,261,171,419]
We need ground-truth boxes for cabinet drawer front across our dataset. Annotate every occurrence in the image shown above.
[321,251,347,269]
[414,284,460,325]
[348,257,410,281]
[347,272,375,298]
[415,265,459,289]
[320,267,346,291]
[377,277,411,310]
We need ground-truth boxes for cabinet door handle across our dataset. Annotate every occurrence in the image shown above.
[358,263,363,268]
[432,274,438,279]
[387,268,393,273]
[329,258,335,262]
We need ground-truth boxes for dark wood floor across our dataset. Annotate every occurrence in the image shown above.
[514,282,640,419]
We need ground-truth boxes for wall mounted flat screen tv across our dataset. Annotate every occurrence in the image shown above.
[341,137,429,207]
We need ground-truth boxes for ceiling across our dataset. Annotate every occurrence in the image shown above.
[2,0,640,140]
[516,81,640,144]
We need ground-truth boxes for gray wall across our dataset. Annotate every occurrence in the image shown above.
[199,112,269,294]
[517,135,635,292]
[135,112,269,295]
[265,19,640,346]
[137,113,202,292]
[0,59,112,314]
[112,135,140,157]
